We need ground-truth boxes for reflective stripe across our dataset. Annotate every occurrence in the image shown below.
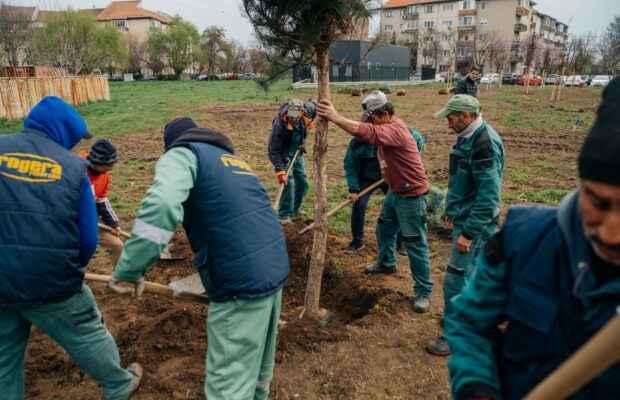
[256,379,271,390]
[132,219,174,245]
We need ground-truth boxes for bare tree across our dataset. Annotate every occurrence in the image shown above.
[126,34,146,74]
[597,15,620,76]
[487,37,510,76]
[418,27,442,68]
[200,26,228,75]
[471,29,499,73]
[222,39,247,73]
[0,2,35,66]
[520,33,543,93]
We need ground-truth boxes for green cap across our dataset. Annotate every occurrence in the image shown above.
[434,94,481,118]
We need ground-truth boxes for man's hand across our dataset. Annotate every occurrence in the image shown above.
[276,171,287,185]
[444,216,454,230]
[347,193,359,203]
[456,234,472,253]
[110,227,122,237]
[316,99,338,122]
[108,278,145,297]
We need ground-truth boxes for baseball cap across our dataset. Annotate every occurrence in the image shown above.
[361,90,388,122]
[434,94,481,118]
[286,99,304,119]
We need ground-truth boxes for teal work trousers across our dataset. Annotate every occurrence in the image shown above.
[376,190,434,298]
[0,285,134,400]
[205,289,282,400]
[278,154,308,219]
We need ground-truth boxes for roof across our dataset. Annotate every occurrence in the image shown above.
[93,1,171,23]
[1,5,37,21]
[78,8,105,18]
[36,10,61,22]
[383,0,450,9]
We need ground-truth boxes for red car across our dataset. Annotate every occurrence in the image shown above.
[225,73,239,80]
[517,75,542,86]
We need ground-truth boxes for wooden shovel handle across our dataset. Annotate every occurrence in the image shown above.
[273,149,301,211]
[525,311,620,400]
[84,273,209,304]
[299,178,385,235]
[98,223,131,239]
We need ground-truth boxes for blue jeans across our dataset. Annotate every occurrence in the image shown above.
[443,223,497,316]
[376,190,433,298]
[278,153,308,219]
[351,178,388,243]
[0,285,134,400]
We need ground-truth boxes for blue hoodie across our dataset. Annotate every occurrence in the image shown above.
[0,96,98,307]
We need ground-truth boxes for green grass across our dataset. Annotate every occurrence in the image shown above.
[503,188,568,205]
[0,80,315,136]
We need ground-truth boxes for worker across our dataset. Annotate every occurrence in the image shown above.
[268,99,317,224]
[109,116,289,399]
[317,91,433,313]
[454,66,480,97]
[445,77,620,399]
[0,96,141,400]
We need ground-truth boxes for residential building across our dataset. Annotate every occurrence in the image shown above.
[381,0,568,74]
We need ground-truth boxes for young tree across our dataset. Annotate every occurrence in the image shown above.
[0,2,35,66]
[126,34,146,74]
[147,17,200,78]
[243,0,376,320]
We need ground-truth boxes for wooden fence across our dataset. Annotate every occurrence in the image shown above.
[0,76,110,120]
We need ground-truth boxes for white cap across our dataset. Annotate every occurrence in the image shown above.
[361,90,388,121]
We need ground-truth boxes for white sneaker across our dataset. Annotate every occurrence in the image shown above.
[126,362,143,398]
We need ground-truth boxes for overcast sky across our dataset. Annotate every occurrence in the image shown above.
[10,0,620,44]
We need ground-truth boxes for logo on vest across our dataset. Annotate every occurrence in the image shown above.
[220,154,255,176]
[0,153,63,182]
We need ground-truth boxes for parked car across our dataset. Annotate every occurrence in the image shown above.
[109,74,123,81]
[225,73,239,80]
[239,72,258,80]
[411,72,422,81]
[517,75,543,86]
[545,74,561,85]
[480,73,500,84]
[502,73,520,85]
[198,74,221,81]
[564,75,584,86]
[435,74,447,82]
[591,75,612,87]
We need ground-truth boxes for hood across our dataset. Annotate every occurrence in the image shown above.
[23,96,89,150]
[173,127,235,154]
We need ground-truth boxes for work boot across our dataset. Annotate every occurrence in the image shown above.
[412,296,430,313]
[396,244,407,256]
[294,210,308,217]
[279,218,292,225]
[364,263,396,274]
[344,241,365,254]
[426,336,450,356]
[127,362,143,398]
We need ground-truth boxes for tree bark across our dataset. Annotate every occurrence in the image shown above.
[303,48,330,320]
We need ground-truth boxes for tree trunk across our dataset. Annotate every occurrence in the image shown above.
[303,48,331,320]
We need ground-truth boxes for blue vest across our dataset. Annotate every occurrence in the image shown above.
[498,194,620,399]
[0,129,88,307]
[172,140,290,302]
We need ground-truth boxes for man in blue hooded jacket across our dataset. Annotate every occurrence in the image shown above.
[0,96,142,400]
[445,77,620,399]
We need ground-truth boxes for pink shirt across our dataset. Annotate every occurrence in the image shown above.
[355,118,429,197]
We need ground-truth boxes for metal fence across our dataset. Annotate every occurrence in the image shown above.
[0,76,110,120]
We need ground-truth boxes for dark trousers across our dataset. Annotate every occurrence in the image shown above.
[351,178,391,243]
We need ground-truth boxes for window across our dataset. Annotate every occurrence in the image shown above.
[478,34,488,41]
[480,1,488,9]
[425,5,434,13]
[459,16,474,26]
[384,10,393,18]
[408,21,418,29]
[384,24,393,31]
[518,0,529,7]
[423,21,434,28]
[442,35,450,42]
[479,19,488,26]
[439,64,449,72]
[113,20,127,29]
[443,50,451,57]
[149,19,161,28]
[457,47,468,56]
[407,5,419,14]
[443,4,453,11]
[400,23,405,32]
[442,20,453,28]
[462,1,472,10]
[332,65,339,76]
[375,62,381,71]
[400,9,406,17]
[345,65,353,77]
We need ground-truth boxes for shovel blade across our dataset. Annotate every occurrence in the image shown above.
[169,273,205,295]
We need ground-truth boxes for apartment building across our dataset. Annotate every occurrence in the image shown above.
[381,0,568,74]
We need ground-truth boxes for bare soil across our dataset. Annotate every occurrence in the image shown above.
[24,86,601,399]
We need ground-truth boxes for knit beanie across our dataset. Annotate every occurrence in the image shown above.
[87,139,119,165]
[164,116,198,151]
[578,77,620,186]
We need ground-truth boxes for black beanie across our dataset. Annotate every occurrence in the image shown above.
[88,139,119,165]
[578,77,620,186]
[164,117,198,151]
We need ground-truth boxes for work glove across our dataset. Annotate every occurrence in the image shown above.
[108,277,145,297]
[277,171,287,185]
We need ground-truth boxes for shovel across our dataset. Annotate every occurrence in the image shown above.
[98,223,185,261]
[299,178,385,235]
[84,272,209,304]
[273,149,300,211]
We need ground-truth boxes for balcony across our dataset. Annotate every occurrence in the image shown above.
[556,30,567,37]
[516,6,529,16]
[403,10,419,20]
[458,24,476,32]
[540,24,555,32]
[456,54,472,62]
[514,23,527,32]
[404,27,419,34]
[458,9,476,17]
